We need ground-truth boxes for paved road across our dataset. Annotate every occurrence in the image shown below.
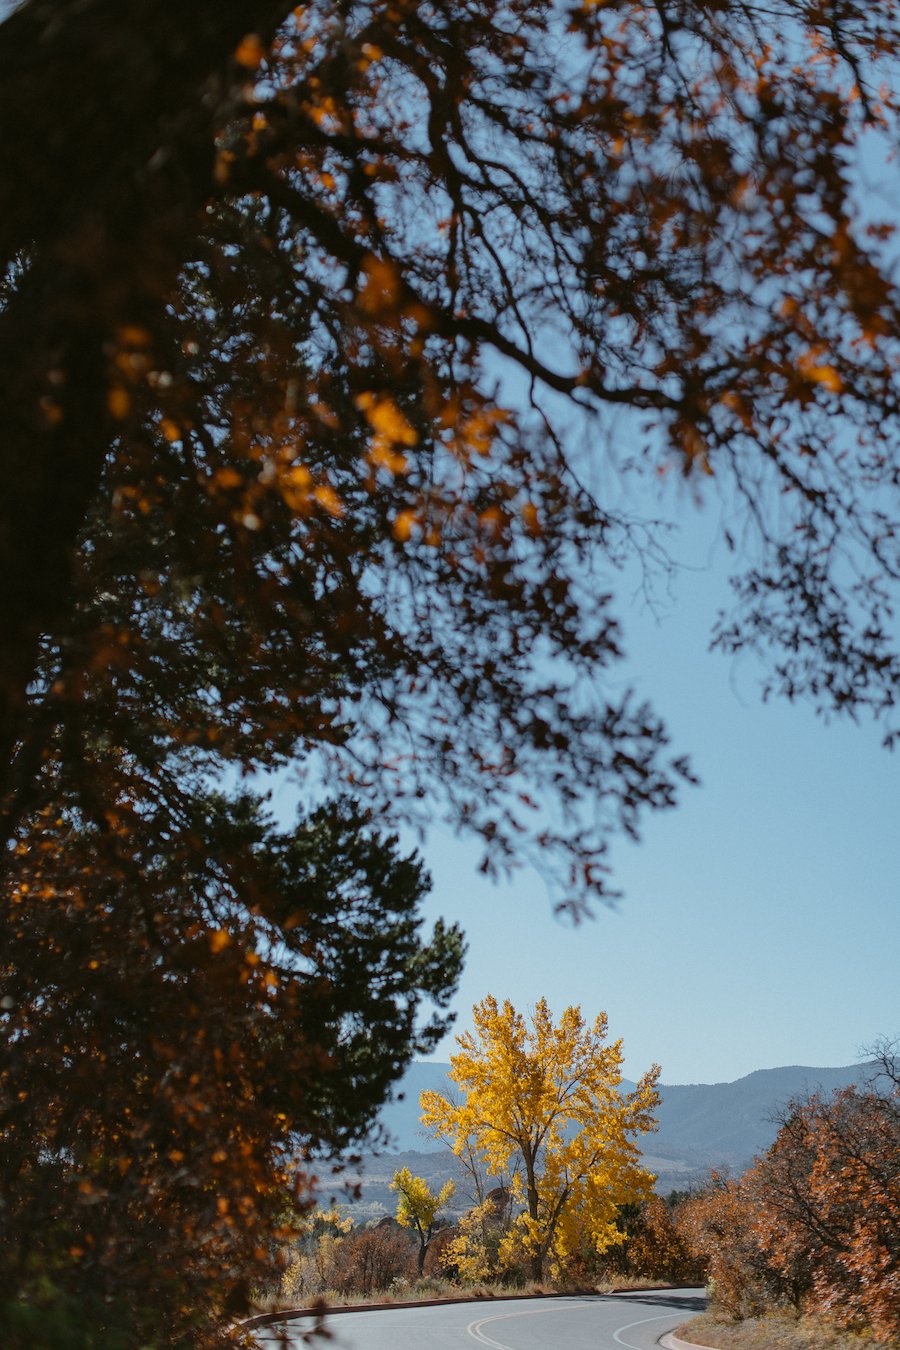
[257,1287,706,1349]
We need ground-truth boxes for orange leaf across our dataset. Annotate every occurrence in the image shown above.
[213,467,243,489]
[313,484,345,518]
[235,33,266,69]
[357,256,401,315]
[393,510,418,542]
[798,356,843,393]
[108,388,130,419]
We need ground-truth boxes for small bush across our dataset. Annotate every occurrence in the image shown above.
[331,1224,416,1296]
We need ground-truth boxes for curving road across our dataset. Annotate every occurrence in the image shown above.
[257,1287,706,1349]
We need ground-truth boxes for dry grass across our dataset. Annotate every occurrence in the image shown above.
[675,1310,897,1350]
[255,1273,675,1315]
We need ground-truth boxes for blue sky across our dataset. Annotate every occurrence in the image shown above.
[418,483,900,1086]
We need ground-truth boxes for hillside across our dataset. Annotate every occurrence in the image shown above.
[337,1059,874,1215]
[652,1062,870,1166]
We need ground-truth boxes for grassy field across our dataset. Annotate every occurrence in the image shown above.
[675,1310,896,1350]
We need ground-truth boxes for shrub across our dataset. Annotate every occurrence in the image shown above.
[330,1224,416,1296]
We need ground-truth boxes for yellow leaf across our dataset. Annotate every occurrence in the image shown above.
[209,929,230,954]
[305,95,339,129]
[286,463,312,490]
[478,506,503,533]
[281,463,313,512]
[368,435,410,475]
[357,391,417,446]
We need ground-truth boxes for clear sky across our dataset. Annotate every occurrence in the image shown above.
[411,103,900,1088]
[417,480,900,1086]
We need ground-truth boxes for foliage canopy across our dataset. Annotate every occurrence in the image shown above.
[678,1047,900,1340]
[5,0,900,904]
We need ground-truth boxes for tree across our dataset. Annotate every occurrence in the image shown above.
[5,0,900,1342]
[0,0,302,773]
[281,1207,352,1303]
[421,997,659,1281]
[390,1167,455,1276]
[6,1,900,900]
[0,799,462,1346]
[331,1222,417,1295]
[440,1195,511,1285]
[612,1194,705,1285]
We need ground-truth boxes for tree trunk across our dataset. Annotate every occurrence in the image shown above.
[0,0,297,809]
[525,1152,542,1282]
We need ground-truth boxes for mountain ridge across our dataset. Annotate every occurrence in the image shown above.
[371,1058,873,1181]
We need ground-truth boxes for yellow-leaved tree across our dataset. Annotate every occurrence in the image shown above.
[391,1167,456,1276]
[421,996,660,1281]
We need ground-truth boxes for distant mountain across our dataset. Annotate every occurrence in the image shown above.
[375,1061,476,1154]
[360,1059,873,1205]
[651,1063,870,1169]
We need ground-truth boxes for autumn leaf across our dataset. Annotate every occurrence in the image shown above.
[209,928,230,953]
[393,509,418,542]
[356,256,402,315]
[312,483,345,517]
[797,350,844,393]
[234,33,266,69]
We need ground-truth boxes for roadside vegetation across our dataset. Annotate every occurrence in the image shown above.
[269,1191,702,1310]
[674,1044,900,1349]
[675,1310,890,1350]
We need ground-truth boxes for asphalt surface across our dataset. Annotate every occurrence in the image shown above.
[257,1287,707,1349]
